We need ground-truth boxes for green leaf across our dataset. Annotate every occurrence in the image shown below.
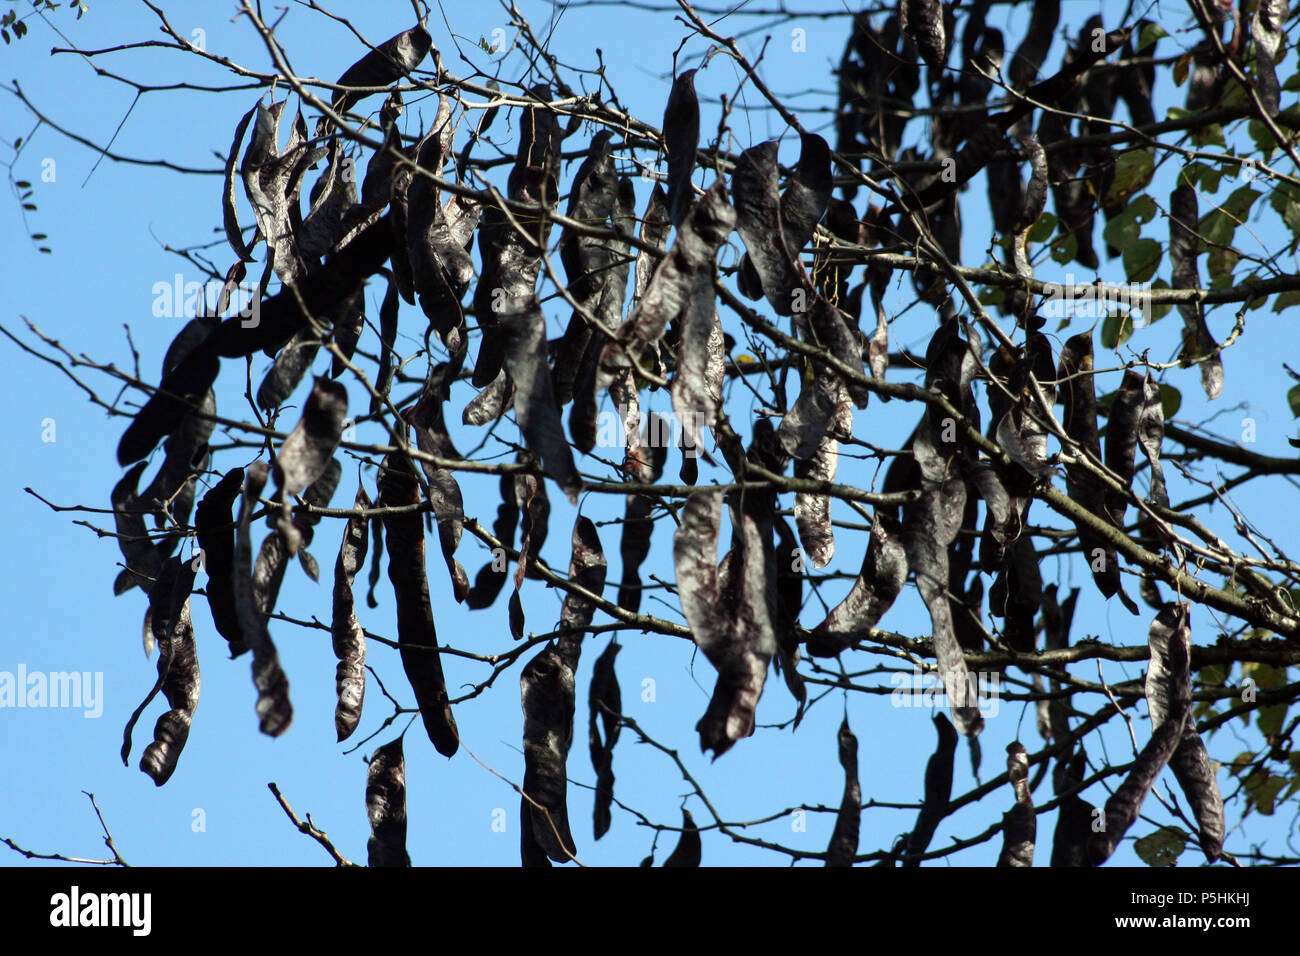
[1223,185,1263,222]
[1199,210,1235,248]
[1135,827,1187,867]
[1269,181,1300,242]
[1128,194,1158,224]
[1247,772,1287,815]
[1219,79,1249,109]
[1158,384,1181,419]
[1050,232,1078,265]
[1248,120,1278,157]
[1289,384,1300,418]
[1243,660,1286,688]
[1181,161,1224,193]
[1123,238,1161,282]
[1137,22,1167,52]
[1028,211,1056,244]
[1258,702,1287,736]
[1273,290,1300,313]
[1207,246,1239,281]
[1101,311,1134,350]
[1199,662,1230,687]
[1192,123,1226,148]
[978,285,1005,306]
[1106,150,1155,204]
[1103,207,1140,250]
[1228,751,1256,775]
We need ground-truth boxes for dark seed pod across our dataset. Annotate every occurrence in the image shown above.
[272,377,349,555]
[997,742,1035,866]
[254,458,342,617]
[597,181,735,420]
[588,640,622,841]
[905,713,958,865]
[234,463,293,737]
[117,341,221,467]
[901,0,947,71]
[1056,334,1123,602]
[617,414,668,613]
[663,70,700,228]
[466,473,519,610]
[332,486,371,742]
[521,642,578,862]
[132,557,201,787]
[520,795,552,867]
[195,468,247,657]
[1051,749,1098,867]
[378,455,460,757]
[1250,0,1286,117]
[111,461,163,596]
[904,471,982,736]
[499,298,582,503]
[559,517,607,640]
[1146,604,1224,861]
[825,719,861,866]
[1103,370,1145,530]
[672,491,777,757]
[662,809,702,867]
[365,737,411,867]
[1170,181,1223,399]
[333,25,432,116]
[1088,607,1192,865]
[407,366,470,602]
[809,511,907,657]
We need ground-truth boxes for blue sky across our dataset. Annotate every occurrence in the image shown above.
[1,0,1297,867]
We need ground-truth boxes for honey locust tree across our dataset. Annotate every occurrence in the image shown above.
[6,0,1300,867]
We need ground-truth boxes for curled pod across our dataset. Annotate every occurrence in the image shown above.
[997,742,1035,866]
[673,491,777,757]
[234,463,293,737]
[365,737,411,867]
[332,486,371,742]
[1088,610,1191,865]
[808,511,907,657]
